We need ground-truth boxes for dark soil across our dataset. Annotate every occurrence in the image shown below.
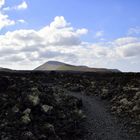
[67,91,139,140]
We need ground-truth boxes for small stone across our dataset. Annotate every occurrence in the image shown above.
[21,131,35,140]
[101,88,109,99]
[21,114,31,124]
[43,123,55,134]
[23,108,31,114]
[117,108,122,114]
[0,122,8,127]
[28,95,40,106]
[111,106,117,111]
[31,87,41,95]
[134,92,140,99]
[73,109,86,120]
[120,98,131,106]
[132,105,140,112]
[59,112,66,119]
[123,86,139,91]
[1,136,9,140]
[91,81,95,86]
[111,96,117,102]
[41,104,53,113]
[12,106,19,113]
[21,77,26,80]
[38,135,47,140]
[131,87,139,91]
[131,121,140,126]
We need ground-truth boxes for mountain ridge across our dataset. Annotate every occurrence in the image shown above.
[0,67,12,71]
[35,61,121,72]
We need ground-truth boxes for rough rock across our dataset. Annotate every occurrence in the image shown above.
[134,92,140,99]
[21,131,36,140]
[28,94,40,106]
[119,98,131,106]
[41,104,53,113]
[0,73,84,140]
[101,88,109,99]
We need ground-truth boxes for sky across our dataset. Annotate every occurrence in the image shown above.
[0,0,140,72]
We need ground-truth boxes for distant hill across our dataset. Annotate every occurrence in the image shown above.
[34,61,120,72]
[0,67,12,71]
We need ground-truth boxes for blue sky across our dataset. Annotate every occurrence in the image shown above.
[3,0,140,39]
[0,0,140,71]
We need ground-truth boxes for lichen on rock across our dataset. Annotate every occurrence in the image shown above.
[28,94,40,106]
[41,104,53,113]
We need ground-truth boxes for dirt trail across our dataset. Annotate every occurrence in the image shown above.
[67,91,139,140]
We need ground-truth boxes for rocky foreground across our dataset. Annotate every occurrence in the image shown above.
[0,71,85,140]
[0,71,140,140]
[60,72,140,135]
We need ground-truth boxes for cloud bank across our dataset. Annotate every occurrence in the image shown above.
[0,16,140,71]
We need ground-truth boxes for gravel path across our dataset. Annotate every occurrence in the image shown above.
[67,91,139,140]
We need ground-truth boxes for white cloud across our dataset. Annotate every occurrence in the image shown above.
[0,1,27,31]
[0,0,15,30]
[50,16,69,28]
[38,17,87,46]
[128,27,140,35]
[0,16,88,69]
[0,17,88,66]
[3,1,28,11]
[114,37,139,46]
[116,42,140,57]
[112,37,140,58]
[0,16,140,72]
[18,19,26,23]
[0,12,15,30]
[15,1,28,10]
[76,28,88,35]
[95,30,104,38]
[2,6,10,11]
